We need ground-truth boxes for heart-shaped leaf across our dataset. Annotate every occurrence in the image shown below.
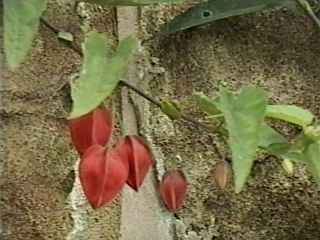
[79,145,129,209]
[69,106,113,156]
[218,86,267,193]
[159,170,188,212]
[116,136,154,191]
[69,31,138,119]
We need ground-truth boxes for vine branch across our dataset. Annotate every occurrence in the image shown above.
[39,17,226,159]
[40,16,219,132]
[40,17,83,57]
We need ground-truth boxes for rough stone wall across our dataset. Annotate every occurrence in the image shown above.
[139,6,320,240]
[0,1,121,239]
[2,1,320,240]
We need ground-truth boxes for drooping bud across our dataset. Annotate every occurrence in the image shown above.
[282,159,294,176]
[213,161,232,190]
[159,170,188,212]
[79,145,128,209]
[116,136,154,191]
[69,106,112,156]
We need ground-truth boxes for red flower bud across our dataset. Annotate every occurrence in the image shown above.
[69,106,112,156]
[79,145,128,209]
[116,136,154,191]
[159,170,188,212]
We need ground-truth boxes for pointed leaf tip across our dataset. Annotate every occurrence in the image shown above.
[160,170,188,212]
[69,106,113,156]
[218,86,267,193]
[79,145,129,209]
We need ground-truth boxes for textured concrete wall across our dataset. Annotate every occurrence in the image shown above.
[140,6,320,240]
[0,1,121,239]
[2,1,320,240]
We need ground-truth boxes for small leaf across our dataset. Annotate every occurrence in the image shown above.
[282,159,294,176]
[258,123,287,149]
[265,142,291,156]
[266,105,314,127]
[213,161,232,190]
[69,106,113,156]
[219,86,267,193]
[194,92,221,116]
[160,170,188,212]
[160,100,182,120]
[83,0,184,6]
[58,31,74,42]
[116,136,154,191]
[79,145,129,209]
[69,31,138,119]
[4,0,47,69]
[305,142,320,183]
[304,125,320,141]
[265,133,311,162]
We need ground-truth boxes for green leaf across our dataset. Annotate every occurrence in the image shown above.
[266,105,314,127]
[83,0,183,6]
[160,100,182,120]
[305,142,320,183]
[69,31,137,119]
[258,123,287,149]
[219,86,267,193]
[4,0,47,69]
[161,0,295,34]
[268,133,312,162]
[58,31,74,42]
[304,125,320,141]
[194,92,222,115]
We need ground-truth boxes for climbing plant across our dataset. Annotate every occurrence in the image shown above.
[3,0,320,212]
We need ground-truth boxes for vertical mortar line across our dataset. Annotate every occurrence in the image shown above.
[118,6,174,240]
[0,1,4,238]
[66,4,92,239]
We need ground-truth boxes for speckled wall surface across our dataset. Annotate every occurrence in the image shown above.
[2,1,320,240]
[139,5,320,240]
[0,1,121,239]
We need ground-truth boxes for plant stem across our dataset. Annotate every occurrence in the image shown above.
[40,17,59,34]
[296,0,320,29]
[119,80,161,108]
[120,81,218,132]
[40,17,226,158]
[40,17,83,57]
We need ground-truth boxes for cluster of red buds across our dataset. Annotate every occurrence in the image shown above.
[69,106,187,212]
